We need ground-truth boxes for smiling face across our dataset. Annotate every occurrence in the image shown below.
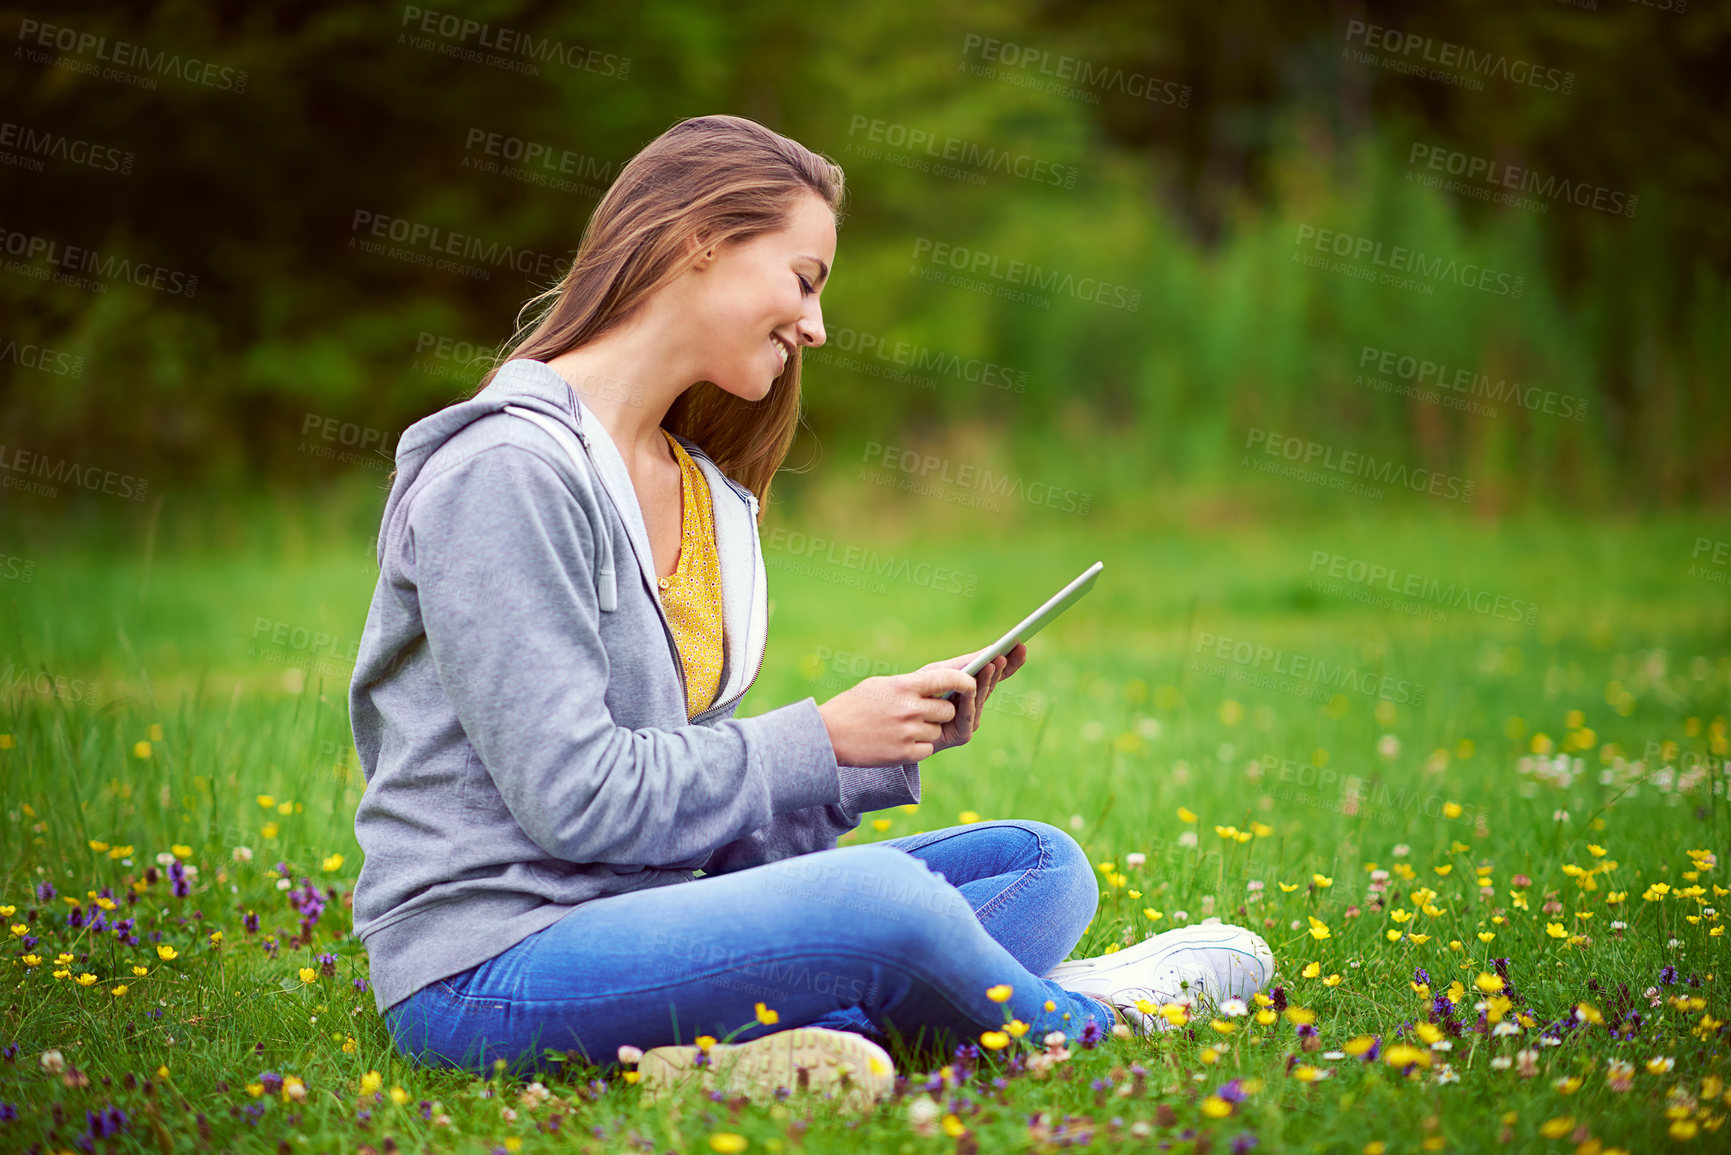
[683,191,835,402]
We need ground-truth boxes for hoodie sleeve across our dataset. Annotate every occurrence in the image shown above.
[399,441,845,869]
[697,713,922,876]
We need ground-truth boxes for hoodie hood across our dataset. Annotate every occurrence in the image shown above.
[377,357,768,724]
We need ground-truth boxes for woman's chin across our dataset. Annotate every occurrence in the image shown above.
[713,372,779,404]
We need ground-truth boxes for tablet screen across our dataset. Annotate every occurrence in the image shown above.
[941,561,1103,700]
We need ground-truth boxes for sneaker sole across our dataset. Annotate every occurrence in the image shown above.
[637,1027,896,1110]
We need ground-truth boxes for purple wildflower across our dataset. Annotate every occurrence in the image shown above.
[1079,1017,1104,1049]
[1660,965,1678,985]
[0,1102,16,1120]
[289,882,327,939]
[35,881,56,903]
[1270,986,1287,1012]
[258,1072,282,1096]
[1216,1078,1246,1104]
[243,911,259,934]
[318,953,338,978]
[354,977,369,993]
[1413,967,1431,987]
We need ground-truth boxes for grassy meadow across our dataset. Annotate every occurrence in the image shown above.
[2,476,1729,1155]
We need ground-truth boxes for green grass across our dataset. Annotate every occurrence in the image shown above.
[2,482,1729,1154]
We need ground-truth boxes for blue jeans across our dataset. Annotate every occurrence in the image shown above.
[382,819,1118,1075]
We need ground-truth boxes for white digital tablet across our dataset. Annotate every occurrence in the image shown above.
[941,561,1104,701]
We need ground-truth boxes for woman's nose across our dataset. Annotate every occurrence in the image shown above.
[799,304,826,348]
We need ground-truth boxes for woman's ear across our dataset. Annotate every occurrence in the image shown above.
[684,229,718,270]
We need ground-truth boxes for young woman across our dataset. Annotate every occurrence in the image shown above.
[349,113,1274,1107]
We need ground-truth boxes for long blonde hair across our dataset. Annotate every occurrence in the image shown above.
[473,114,847,521]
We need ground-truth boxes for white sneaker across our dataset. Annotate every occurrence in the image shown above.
[1046,922,1275,1034]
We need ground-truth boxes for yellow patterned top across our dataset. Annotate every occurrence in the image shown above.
[657,428,724,719]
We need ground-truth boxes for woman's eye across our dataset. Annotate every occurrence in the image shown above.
[797,275,813,295]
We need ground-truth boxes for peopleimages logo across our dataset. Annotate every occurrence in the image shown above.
[763,528,979,597]
[348,210,568,281]
[398,5,630,78]
[1307,550,1539,626]
[1357,345,1587,422]
[911,237,1141,311]
[844,116,1080,189]
[1341,19,1575,94]
[862,441,1091,516]
[1245,427,1475,503]
[1407,143,1636,219]
[1294,225,1524,299]
[0,338,84,378]
[1192,631,1427,706]
[14,18,250,93]
[960,34,1190,107]
[0,227,199,297]
[0,444,150,501]
[803,326,1028,394]
[0,120,135,175]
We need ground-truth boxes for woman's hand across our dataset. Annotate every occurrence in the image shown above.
[816,642,1027,766]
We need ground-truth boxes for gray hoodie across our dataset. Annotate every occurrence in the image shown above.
[348,357,920,1015]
